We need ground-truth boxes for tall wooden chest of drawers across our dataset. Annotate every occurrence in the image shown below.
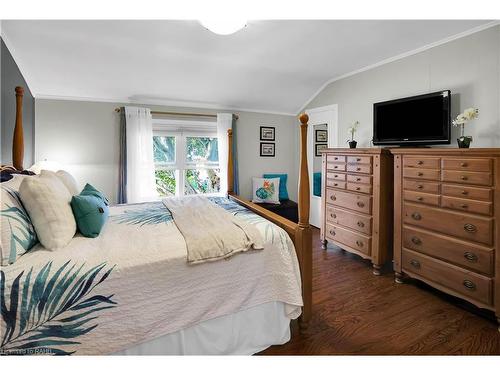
[320,148,393,274]
[392,149,500,327]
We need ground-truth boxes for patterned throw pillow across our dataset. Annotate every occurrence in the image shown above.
[0,175,38,265]
[252,177,280,204]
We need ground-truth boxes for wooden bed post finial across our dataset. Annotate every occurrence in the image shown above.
[227,129,234,196]
[13,86,25,170]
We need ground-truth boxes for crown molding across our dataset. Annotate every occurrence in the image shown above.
[35,94,297,117]
[296,20,500,114]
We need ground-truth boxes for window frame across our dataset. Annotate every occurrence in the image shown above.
[153,120,219,197]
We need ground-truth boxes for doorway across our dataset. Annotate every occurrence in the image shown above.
[305,104,338,228]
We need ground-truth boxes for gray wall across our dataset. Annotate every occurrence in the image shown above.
[1,38,35,167]
[307,25,500,148]
[35,99,298,203]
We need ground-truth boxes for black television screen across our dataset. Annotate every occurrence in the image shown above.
[373,90,451,145]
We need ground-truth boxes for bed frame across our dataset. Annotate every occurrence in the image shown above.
[227,114,312,330]
[10,86,313,331]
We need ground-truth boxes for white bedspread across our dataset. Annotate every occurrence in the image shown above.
[0,197,302,355]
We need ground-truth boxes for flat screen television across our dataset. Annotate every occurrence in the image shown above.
[373,90,451,146]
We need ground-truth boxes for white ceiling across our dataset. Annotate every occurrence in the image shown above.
[2,20,495,115]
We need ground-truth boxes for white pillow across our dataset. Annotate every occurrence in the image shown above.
[252,177,280,204]
[19,173,76,250]
[40,170,80,196]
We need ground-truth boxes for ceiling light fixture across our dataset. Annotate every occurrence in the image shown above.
[199,19,247,35]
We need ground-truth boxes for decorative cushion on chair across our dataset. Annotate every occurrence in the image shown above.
[263,173,289,200]
[252,177,280,204]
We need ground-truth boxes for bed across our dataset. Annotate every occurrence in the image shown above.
[0,86,312,355]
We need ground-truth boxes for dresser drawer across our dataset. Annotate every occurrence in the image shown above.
[347,174,372,185]
[442,170,492,186]
[402,248,493,306]
[442,184,493,202]
[442,158,492,173]
[403,226,494,275]
[327,181,346,189]
[441,196,493,216]
[327,155,346,163]
[326,206,372,235]
[403,157,440,169]
[347,155,372,164]
[327,172,346,181]
[327,163,347,172]
[403,168,440,180]
[403,191,440,206]
[404,179,440,194]
[326,223,372,255]
[403,203,493,245]
[347,182,372,194]
[326,188,372,215]
[347,163,372,174]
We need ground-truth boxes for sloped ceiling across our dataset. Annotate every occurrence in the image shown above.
[2,20,494,114]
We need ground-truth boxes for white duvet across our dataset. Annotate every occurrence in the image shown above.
[0,197,303,355]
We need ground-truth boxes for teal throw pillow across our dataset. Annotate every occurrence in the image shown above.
[263,174,289,201]
[71,184,109,238]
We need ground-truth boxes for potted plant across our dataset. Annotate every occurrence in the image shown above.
[452,107,478,148]
[347,121,359,148]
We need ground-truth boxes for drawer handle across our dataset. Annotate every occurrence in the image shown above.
[460,204,468,209]
[410,259,421,269]
[464,251,478,262]
[464,223,477,233]
[355,240,363,247]
[334,174,338,178]
[411,212,422,220]
[416,196,423,201]
[417,172,424,177]
[330,195,336,201]
[356,187,361,191]
[356,167,361,171]
[357,202,365,208]
[463,279,476,291]
[357,221,364,228]
[334,183,338,186]
[417,184,424,189]
[461,175,468,181]
[417,160,423,165]
[461,190,468,195]
[461,162,468,167]
[334,165,338,169]
[356,177,361,181]
[329,230,336,236]
[411,236,422,245]
[334,157,338,160]
[356,158,361,162]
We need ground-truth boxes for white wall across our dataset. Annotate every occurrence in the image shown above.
[35,99,299,203]
[306,25,500,148]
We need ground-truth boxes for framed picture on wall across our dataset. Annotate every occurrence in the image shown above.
[315,129,328,142]
[315,143,327,157]
[260,126,275,141]
[260,142,275,157]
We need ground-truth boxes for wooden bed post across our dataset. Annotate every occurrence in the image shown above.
[227,129,234,195]
[297,113,312,331]
[226,116,312,333]
[13,86,25,170]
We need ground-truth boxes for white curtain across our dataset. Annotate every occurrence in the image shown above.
[125,106,156,203]
[216,113,233,196]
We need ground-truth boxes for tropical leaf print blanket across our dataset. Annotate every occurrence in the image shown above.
[1,197,302,355]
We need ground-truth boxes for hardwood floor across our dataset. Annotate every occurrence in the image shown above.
[261,227,500,355]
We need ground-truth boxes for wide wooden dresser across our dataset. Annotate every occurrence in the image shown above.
[320,148,393,275]
[392,148,500,328]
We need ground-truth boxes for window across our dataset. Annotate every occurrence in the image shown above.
[153,127,220,197]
